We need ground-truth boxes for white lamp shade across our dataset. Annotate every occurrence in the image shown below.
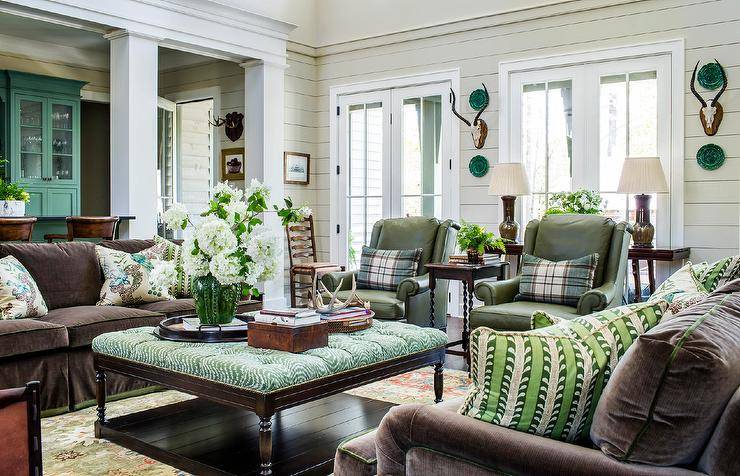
[617,157,668,193]
[488,162,531,196]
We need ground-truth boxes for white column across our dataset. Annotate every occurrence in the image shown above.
[242,59,287,308]
[106,30,159,238]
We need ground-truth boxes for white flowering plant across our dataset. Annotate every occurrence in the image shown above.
[154,180,311,297]
[544,189,603,216]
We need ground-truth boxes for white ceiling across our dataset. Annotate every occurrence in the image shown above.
[0,12,108,51]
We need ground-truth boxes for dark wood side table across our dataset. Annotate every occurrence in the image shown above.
[427,261,509,368]
[628,247,691,302]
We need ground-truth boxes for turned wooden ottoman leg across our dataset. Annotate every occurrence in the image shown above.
[434,362,444,403]
[95,368,107,438]
[259,415,274,475]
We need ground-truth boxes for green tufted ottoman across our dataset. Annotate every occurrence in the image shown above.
[92,320,447,475]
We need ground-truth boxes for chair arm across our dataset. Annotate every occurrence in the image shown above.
[474,276,520,306]
[396,274,429,301]
[577,282,617,315]
[320,270,358,292]
[375,403,700,476]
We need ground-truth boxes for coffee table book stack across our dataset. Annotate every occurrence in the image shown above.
[449,253,500,265]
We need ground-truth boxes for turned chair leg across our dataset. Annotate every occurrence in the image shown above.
[434,362,444,403]
[259,415,274,475]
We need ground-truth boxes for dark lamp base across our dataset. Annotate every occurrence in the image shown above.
[499,195,519,242]
[631,194,655,248]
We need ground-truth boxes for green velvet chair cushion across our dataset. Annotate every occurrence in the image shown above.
[531,215,615,287]
[92,321,447,394]
[371,217,441,275]
[334,289,405,319]
[470,301,579,331]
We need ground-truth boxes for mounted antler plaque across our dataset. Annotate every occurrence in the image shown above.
[690,60,727,136]
[451,83,489,149]
[209,111,244,141]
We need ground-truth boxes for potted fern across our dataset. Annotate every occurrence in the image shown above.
[456,222,506,264]
[0,179,30,217]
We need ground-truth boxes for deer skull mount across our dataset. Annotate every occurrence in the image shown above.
[209,111,244,142]
[451,84,489,149]
[690,60,727,136]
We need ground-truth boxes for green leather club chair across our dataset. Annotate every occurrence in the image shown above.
[470,214,631,331]
[321,217,458,329]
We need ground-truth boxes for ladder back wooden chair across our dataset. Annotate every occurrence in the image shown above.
[0,217,37,242]
[0,381,42,476]
[286,215,343,307]
[44,216,119,242]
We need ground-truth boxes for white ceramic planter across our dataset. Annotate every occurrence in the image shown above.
[0,200,26,217]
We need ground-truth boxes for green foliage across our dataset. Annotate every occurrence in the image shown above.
[0,179,30,202]
[456,221,506,254]
[544,189,603,216]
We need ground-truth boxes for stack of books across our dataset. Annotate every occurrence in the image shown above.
[319,306,371,321]
[254,308,320,326]
[449,254,500,265]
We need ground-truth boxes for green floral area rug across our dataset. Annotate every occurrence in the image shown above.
[43,368,471,475]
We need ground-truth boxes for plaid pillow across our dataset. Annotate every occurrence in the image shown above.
[357,246,422,291]
[516,253,598,306]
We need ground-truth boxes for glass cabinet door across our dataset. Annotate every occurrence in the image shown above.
[18,98,44,181]
[50,102,74,181]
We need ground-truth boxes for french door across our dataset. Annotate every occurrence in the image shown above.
[336,82,454,269]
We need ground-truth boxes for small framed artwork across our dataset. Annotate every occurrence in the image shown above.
[221,147,245,181]
[284,151,310,185]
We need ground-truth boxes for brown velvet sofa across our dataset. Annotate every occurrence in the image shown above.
[335,281,740,475]
[0,239,258,415]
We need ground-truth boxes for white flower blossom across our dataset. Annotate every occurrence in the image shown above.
[161,203,189,230]
[246,178,270,200]
[209,252,243,285]
[243,261,265,287]
[149,260,177,291]
[182,238,210,277]
[213,181,243,203]
[194,218,238,256]
[224,198,249,224]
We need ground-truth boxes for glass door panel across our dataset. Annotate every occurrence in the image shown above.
[50,102,74,181]
[399,95,442,218]
[157,98,176,238]
[19,99,44,180]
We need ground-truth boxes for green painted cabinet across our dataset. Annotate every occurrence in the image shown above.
[0,71,85,215]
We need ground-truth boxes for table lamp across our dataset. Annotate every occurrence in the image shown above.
[488,162,531,242]
[617,157,668,248]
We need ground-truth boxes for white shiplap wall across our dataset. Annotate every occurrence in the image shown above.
[307,0,740,264]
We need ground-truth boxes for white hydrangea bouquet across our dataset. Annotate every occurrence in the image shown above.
[153,180,310,325]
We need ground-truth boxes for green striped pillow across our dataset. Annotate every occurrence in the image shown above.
[692,256,740,292]
[459,300,668,442]
[152,235,193,298]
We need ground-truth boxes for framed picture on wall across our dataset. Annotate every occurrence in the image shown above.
[221,147,245,180]
[284,151,310,185]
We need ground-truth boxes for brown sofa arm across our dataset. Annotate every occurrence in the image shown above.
[473,276,520,306]
[375,404,701,476]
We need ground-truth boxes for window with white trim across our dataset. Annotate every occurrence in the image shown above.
[507,54,672,245]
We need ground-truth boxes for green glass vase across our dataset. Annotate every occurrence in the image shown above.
[192,274,241,325]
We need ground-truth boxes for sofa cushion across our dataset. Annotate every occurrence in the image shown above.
[531,215,614,288]
[96,246,172,306]
[151,236,193,297]
[357,246,422,292]
[648,262,708,316]
[0,242,102,309]
[470,301,579,332]
[335,289,404,319]
[0,318,68,358]
[0,256,48,320]
[40,306,164,348]
[460,301,666,442]
[98,239,155,254]
[590,280,740,466]
[693,255,740,292]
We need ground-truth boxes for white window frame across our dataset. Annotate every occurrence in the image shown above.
[499,40,684,248]
[329,69,461,264]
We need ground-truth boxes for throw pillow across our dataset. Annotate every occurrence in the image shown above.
[0,256,48,319]
[693,256,740,292]
[96,246,172,306]
[648,262,708,316]
[516,253,599,306]
[531,311,562,329]
[459,300,667,442]
[591,280,740,466]
[357,246,422,292]
[150,235,193,297]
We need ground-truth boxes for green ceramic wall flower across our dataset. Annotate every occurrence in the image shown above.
[468,155,489,177]
[697,143,725,171]
[468,88,489,111]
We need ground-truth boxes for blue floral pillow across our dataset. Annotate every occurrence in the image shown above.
[0,255,48,319]
[96,246,172,306]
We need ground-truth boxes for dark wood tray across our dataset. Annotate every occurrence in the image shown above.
[154,314,254,343]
